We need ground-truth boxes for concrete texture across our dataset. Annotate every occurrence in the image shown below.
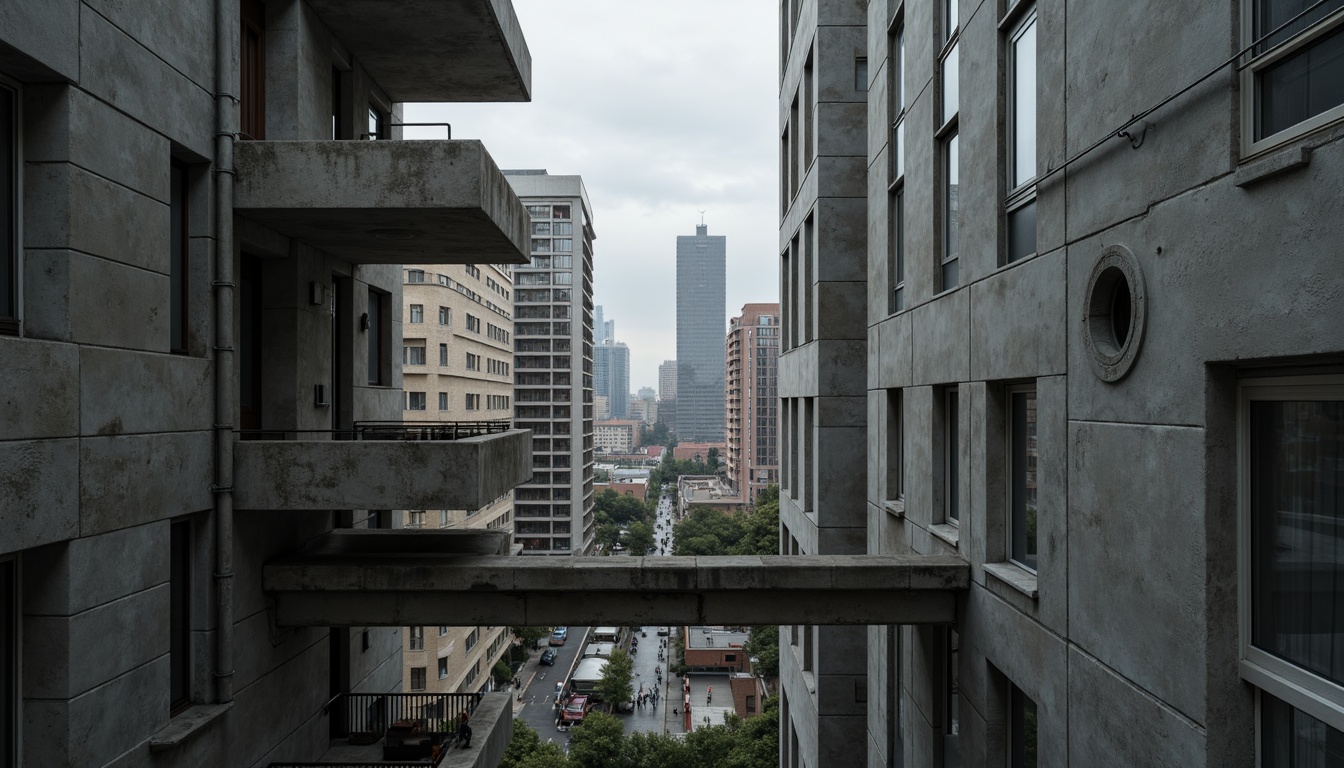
[233,428,531,511]
[306,0,531,102]
[234,140,530,265]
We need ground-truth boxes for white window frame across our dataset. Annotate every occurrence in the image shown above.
[408,304,423,324]
[1238,374,1344,734]
[1241,2,1344,156]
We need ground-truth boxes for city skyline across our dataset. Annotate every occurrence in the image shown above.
[405,0,779,388]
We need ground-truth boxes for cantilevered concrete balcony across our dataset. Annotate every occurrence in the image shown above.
[234,426,531,512]
[233,140,529,265]
[264,530,969,628]
[308,0,530,102]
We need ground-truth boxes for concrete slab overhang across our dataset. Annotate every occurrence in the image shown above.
[233,429,532,512]
[308,0,531,102]
[263,531,970,627]
[233,140,529,265]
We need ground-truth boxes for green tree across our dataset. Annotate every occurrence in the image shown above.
[511,626,549,650]
[706,447,721,472]
[625,731,697,767]
[721,694,781,768]
[567,711,628,768]
[623,521,654,554]
[594,649,634,706]
[731,490,779,556]
[595,523,621,553]
[492,659,514,686]
[500,719,572,768]
[744,626,779,679]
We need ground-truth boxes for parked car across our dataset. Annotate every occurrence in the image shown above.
[656,627,670,636]
[549,627,569,646]
[558,694,592,731]
[540,648,557,666]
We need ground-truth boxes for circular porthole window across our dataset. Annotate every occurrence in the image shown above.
[1082,244,1146,382]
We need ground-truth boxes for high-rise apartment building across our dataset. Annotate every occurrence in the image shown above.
[0,1,533,765]
[782,0,1344,766]
[595,340,631,419]
[725,303,780,506]
[400,264,515,696]
[506,171,597,556]
[659,360,678,401]
[675,224,727,441]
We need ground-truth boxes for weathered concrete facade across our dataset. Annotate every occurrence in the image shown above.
[796,0,1344,765]
[778,0,873,764]
[0,0,530,765]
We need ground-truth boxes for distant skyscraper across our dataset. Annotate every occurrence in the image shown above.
[725,303,780,505]
[594,340,630,419]
[595,306,607,344]
[638,386,656,400]
[675,224,726,441]
[505,170,596,556]
[659,360,678,401]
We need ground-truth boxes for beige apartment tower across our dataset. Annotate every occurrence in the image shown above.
[400,264,516,696]
[725,303,781,505]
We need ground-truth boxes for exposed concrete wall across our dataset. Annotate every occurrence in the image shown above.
[857,0,1344,763]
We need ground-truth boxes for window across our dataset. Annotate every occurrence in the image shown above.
[1008,385,1038,571]
[1243,0,1344,154]
[466,628,479,651]
[0,78,14,336]
[439,343,448,366]
[240,0,266,139]
[438,306,450,325]
[1009,684,1038,768]
[438,392,448,411]
[553,204,571,220]
[746,695,757,713]
[0,558,14,766]
[1006,6,1038,264]
[168,161,191,353]
[889,19,906,314]
[855,57,869,91]
[466,314,481,333]
[405,392,426,411]
[466,353,480,371]
[943,628,959,768]
[1241,377,1344,747]
[465,393,480,410]
[890,188,905,314]
[439,626,449,636]
[367,105,387,140]
[170,520,192,714]
[438,658,449,679]
[409,626,424,651]
[942,387,961,526]
[407,269,425,283]
[403,344,425,366]
[527,204,550,218]
[886,389,904,510]
[367,290,386,385]
[410,667,426,691]
[939,0,960,292]
[941,132,960,291]
[409,304,423,323]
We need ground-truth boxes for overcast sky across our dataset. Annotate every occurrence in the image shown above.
[406,0,780,390]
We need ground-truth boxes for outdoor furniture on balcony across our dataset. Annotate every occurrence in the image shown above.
[233,422,530,512]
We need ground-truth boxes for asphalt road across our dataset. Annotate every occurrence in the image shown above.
[510,490,683,745]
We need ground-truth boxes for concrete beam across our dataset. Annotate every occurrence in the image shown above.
[233,140,529,265]
[234,429,532,512]
[308,0,531,102]
[264,533,969,627]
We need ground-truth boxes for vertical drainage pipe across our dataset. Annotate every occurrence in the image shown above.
[212,0,238,705]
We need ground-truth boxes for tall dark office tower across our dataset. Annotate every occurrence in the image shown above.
[675,224,727,442]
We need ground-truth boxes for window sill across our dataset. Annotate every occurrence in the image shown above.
[930,523,959,548]
[984,562,1038,600]
[149,703,231,752]
[1235,145,1311,188]
[882,499,905,519]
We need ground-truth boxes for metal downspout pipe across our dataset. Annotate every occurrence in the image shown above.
[212,0,238,705]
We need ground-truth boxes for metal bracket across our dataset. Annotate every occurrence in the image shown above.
[1118,120,1151,149]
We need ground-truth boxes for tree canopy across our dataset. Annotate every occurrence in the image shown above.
[670,487,779,557]
[595,648,634,706]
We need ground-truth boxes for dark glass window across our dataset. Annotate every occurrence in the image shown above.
[170,521,191,713]
[1009,684,1038,768]
[0,83,15,335]
[1010,388,1039,571]
[367,290,384,385]
[170,161,188,353]
[240,0,266,140]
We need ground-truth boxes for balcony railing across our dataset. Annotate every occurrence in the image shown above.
[353,420,511,441]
